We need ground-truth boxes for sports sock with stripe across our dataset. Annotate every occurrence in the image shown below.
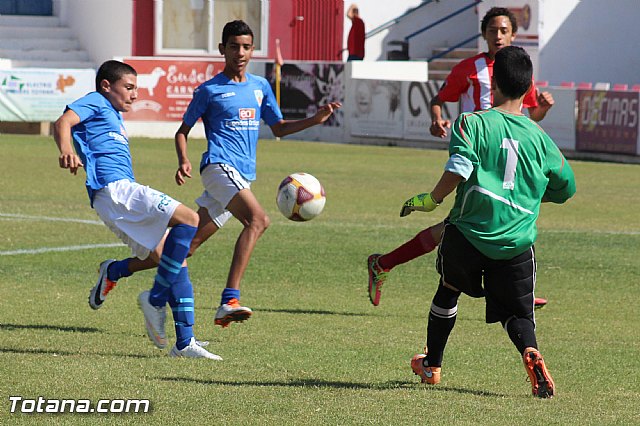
[426,284,460,367]
[170,267,195,350]
[149,224,197,308]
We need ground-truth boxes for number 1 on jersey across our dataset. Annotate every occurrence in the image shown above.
[501,138,519,190]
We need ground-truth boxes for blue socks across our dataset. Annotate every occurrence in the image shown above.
[170,267,195,350]
[149,224,197,308]
[221,287,240,305]
[107,258,133,282]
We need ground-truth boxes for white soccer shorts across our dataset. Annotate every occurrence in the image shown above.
[196,163,251,228]
[93,179,180,259]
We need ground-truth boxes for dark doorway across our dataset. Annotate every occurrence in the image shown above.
[0,0,53,15]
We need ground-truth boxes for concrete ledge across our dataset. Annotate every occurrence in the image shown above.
[0,121,51,136]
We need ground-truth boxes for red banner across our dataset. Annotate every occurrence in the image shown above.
[123,58,225,122]
[575,89,639,155]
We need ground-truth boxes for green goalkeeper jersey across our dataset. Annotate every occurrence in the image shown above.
[447,108,576,260]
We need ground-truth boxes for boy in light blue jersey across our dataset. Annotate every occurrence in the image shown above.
[174,20,341,327]
[54,60,220,360]
[404,47,575,398]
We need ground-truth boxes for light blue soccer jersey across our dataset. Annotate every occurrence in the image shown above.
[183,72,283,182]
[67,92,134,203]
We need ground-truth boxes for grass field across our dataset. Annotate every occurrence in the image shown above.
[1,134,639,425]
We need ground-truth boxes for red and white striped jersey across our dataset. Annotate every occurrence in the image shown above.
[438,52,538,113]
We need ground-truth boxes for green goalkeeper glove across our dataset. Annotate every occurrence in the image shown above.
[399,193,439,217]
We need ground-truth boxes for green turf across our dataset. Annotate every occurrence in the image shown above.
[1,134,639,425]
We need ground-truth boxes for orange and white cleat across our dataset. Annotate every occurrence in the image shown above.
[89,259,117,310]
[411,353,441,384]
[214,298,252,328]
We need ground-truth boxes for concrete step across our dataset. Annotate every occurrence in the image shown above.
[0,26,75,39]
[0,48,90,61]
[432,47,478,59]
[8,59,95,69]
[0,15,60,27]
[428,58,462,71]
[0,37,81,50]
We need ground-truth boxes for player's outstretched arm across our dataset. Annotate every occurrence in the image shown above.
[53,109,83,175]
[270,102,342,137]
[400,171,463,217]
[174,121,193,186]
[528,90,554,122]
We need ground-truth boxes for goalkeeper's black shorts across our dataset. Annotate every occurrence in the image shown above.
[436,223,536,324]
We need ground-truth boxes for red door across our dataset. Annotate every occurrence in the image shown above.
[291,0,343,61]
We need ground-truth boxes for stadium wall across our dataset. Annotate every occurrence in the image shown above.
[119,58,640,163]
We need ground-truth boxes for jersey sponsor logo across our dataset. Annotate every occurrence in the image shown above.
[156,193,172,213]
[239,108,256,119]
[221,92,236,98]
[254,89,263,106]
[108,131,129,145]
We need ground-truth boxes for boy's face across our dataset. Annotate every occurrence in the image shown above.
[483,15,516,58]
[219,34,254,75]
[101,73,138,112]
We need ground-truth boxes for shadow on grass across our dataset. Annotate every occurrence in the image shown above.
[252,308,369,317]
[0,346,157,359]
[159,376,505,397]
[0,323,102,333]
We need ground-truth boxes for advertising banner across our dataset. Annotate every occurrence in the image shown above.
[0,68,94,121]
[575,89,639,155]
[265,62,344,128]
[123,58,225,121]
[349,79,402,138]
[403,80,458,141]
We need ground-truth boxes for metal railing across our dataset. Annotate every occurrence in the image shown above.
[404,0,481,43]
[363,0,435,40]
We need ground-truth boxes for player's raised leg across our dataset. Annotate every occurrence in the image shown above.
[89,256,158,309]
[367,223,442,306]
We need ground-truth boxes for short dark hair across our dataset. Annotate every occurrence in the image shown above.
[221,20,254,46]
[95,60,136,92]
[493,46,532,99]
[481,7,518,34]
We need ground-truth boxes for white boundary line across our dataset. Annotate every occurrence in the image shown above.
[0,213,103,226]
[0,212,637,257]
[0,243,125,256]
[2,212,639,235]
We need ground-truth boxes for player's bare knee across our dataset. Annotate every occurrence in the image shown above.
[184,209,199,228]
[251,212,270,234]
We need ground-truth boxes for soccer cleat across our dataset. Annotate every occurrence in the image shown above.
[214,298,252,328]
[367,254,389,306]
[523,348,555,398]
[137,290,167,349]
[88,259,117,310]
[169,337,223,360]
[411,353,441,384]
[534,297,548,309]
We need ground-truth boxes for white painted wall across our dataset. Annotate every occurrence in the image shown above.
[538,0,640,87]
[55,0,133,67]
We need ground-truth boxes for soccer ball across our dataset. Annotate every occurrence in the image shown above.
[276,172,326,221]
